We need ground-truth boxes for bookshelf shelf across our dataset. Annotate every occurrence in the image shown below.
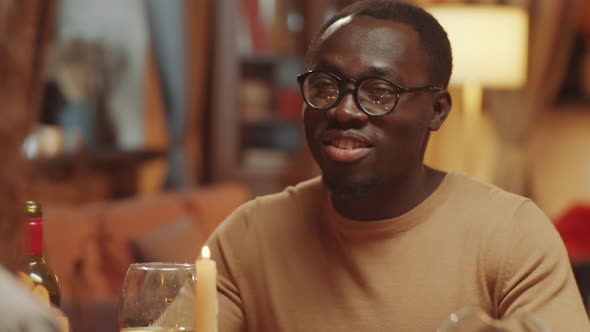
[208,1,325,196]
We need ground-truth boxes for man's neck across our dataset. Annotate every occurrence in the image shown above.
[330,166,446,221]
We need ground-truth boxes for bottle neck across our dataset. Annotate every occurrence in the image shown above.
[25,216,43,255]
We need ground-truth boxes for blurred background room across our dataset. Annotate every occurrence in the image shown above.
[4,0,590,331]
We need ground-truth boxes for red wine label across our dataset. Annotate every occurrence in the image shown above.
[25,217,43,254]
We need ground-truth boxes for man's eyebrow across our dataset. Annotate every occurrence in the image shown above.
[363,66,395,80]
[314,61,342,74]
[361,67,407,85]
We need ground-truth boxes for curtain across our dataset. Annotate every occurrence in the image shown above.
[146,0,188,189]
[184,0,213,186]
[207,1,241,182]
[146,0,214,188]
[487,0,583,194]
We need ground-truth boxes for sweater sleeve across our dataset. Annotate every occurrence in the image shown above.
[206,201,257,332]
[497,200,590,331]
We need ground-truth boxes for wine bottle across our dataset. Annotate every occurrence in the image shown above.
[22,200,61,307]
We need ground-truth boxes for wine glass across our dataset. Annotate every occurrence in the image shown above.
[437,307,551,332]
[119,262,196,332]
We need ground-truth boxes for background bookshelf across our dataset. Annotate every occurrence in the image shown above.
[207,0,324,196]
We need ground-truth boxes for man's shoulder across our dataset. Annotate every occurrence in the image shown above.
[445,171,551,234]
[447,171,530,210]
[441,171,547,232]
[210,177,325,239]
[254,176,324,210]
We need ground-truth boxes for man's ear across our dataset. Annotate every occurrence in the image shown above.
[429,90,451,131]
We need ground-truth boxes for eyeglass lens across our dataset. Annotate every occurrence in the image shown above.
[302,72,399,116]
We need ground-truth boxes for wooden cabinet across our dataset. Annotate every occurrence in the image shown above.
[30,150,165,204]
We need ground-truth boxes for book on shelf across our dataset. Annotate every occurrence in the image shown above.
[276,86,303,120]
[240,0,271,54]
[242,120,301,152]
[239,78,273,123]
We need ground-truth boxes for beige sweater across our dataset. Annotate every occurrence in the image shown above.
[208,171,590,332]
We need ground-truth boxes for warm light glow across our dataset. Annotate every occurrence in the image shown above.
[201,245,211,259]
[427,5,529,89]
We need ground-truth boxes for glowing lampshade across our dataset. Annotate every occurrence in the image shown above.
[426,5,529,182]
[427,5,529,89]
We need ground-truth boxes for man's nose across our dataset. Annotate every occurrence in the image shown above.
[328,91,368,126]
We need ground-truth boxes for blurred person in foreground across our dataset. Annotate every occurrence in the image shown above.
[0,0,59,330]
[207,1,590,331]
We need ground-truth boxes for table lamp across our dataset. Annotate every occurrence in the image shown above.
[426,5,529,177]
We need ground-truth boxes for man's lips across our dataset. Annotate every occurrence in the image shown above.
[321,131,373,163]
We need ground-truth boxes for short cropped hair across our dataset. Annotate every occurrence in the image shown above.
[306,0,453,88]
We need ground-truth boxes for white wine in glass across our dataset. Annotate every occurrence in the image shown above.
[119,262,196,332]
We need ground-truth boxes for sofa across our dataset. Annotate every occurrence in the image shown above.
[42,181,251,332]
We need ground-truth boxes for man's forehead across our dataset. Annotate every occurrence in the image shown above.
[319,15,353,43]
[312,16,429,86]
[317,16,418,59]
[319,16,418,46]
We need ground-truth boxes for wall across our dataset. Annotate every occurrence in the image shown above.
[425,90,590,220]
[425,87,499,185]
[528,109,590,219]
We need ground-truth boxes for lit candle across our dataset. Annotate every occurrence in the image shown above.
[196,245,218,332]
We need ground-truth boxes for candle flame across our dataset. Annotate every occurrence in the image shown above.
[201,245,211,259]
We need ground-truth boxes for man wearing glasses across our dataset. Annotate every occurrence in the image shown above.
[207,1,590,331]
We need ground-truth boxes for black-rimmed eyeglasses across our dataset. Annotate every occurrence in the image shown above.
[297,70,442,117]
